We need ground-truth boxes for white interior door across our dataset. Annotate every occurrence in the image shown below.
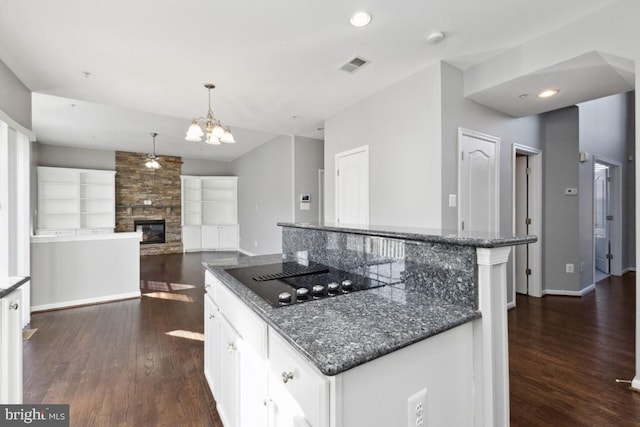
[335,146,369,225]
[458,129,499,233]
[594,163,610,274]
[515,155,528,294]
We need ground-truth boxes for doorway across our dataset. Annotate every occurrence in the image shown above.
[335,145,369,225]
[593,157,622,282]
[512,144,543,301]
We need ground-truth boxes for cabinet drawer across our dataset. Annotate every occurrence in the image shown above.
[268,327,329,427]
[216,281,267,358]
[204,270,217,298]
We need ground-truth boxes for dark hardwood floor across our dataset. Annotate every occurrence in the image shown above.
[509,272,640,426]
[24,253,640,426]
[23,251,242,427]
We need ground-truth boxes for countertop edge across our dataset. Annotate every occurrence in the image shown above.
[278,222,536,248]
[0,276,30,299]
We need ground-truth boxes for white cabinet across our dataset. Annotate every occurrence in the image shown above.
[37,167,115,235]
[204,270,475,427]
[0,288,23,404]
[204,293,220,399]
[181,176,238,251]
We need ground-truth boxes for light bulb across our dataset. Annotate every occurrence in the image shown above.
[185,120,204,141]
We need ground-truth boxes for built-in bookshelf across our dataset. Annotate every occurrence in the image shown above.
[180,176,238,251]
[37,166,115,235]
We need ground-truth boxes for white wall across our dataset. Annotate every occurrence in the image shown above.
[231,135,294,255]
[293,136,324,223]
[324,64,442,228]
[35,143,115,170]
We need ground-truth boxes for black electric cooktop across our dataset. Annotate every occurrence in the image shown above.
[225,261,390,307]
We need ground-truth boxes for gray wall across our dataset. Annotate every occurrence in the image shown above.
[35,143,116,170]
[293,136,324,223]
[324,63,443,228]
[0,58,31,130]
[182,157,233,175]
[231,135,294,255]
[543,107,581,293]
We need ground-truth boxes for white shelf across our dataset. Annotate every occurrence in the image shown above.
[181,176,238,250]
[38,167,115,234]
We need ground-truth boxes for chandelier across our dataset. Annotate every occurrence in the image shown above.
[145,132,161,169]
[185,83,235,145]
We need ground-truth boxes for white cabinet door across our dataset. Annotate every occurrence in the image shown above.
[201,225,221,250]
[182,225,202,252]
[219,225,239,249]
[239,341,268,427]
[268,374,312,427]
[0,288,23,404]
[218,315,241,427]
[204,294,220,400]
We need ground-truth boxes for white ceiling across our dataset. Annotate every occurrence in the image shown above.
[0,0,624,161]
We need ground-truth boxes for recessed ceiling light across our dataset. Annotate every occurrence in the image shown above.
[537,89,559,98]
[350,11,372,27]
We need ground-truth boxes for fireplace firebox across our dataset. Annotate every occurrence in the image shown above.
[135,219,166,244]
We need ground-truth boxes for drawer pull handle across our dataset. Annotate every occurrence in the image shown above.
[9,303,19,310]
[227,342,237,352]
[282,371,294,383]
[209,314,215,320]
[205,284,211,289]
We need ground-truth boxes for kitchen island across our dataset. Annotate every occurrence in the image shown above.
[204,222,535,427]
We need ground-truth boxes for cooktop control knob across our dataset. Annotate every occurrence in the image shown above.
[341,279,353,290]
[296,287,309,298]
[278,292,292,303]
[312,284,325,295]
[327,282,340,293]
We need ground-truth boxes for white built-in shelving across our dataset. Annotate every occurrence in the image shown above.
[37,166,115,235]
[181,176,238,251]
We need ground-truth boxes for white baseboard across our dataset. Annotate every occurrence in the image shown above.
[507,301,516,310]
[632,376,640,391]
[31,291,141,312]
[622,267,637,274]
[542,283,595,297]
[238,248,257,256]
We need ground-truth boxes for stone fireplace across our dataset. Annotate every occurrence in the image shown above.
[115,151,183,255]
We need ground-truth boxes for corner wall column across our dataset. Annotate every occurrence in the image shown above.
[474,246,511,427]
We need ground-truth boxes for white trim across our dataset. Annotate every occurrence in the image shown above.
[507,301,516,310]
[511,144,543,300]
[542,284,595,297]
[623,267,636,274]
[291,136,296,222]
[632,377,640,392]
[31,291,141,312]
[458,128,500,233]
[31,232,141,243]
[238,248,257,257]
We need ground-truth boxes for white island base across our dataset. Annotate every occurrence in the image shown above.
[31,232,141,311]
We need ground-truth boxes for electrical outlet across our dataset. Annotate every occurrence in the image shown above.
[408,388,427,427]
[566,263,574,273]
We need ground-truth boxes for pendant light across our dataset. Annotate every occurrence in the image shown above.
[145,132,161,169]
[185,83,236,145]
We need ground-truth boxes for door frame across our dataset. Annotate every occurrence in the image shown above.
[592,155,623,277]
[457,128,500,233]
[511,144,543,301]
[335,145,369,225]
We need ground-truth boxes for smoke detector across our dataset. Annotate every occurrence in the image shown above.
[426,31,445,44]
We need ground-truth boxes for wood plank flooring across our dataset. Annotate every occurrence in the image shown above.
[23,252,240,427]
[509,272,640,426]
[23,253,640,426]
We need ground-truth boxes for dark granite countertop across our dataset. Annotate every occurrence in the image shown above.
[204,255,480,376]
[278,222,536,248]
[0,276,30,299]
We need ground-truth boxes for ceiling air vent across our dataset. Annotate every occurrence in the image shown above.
[339,56,369,73]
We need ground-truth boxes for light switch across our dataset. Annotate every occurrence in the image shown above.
[565,188,578,196]
[448,194,457,207]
